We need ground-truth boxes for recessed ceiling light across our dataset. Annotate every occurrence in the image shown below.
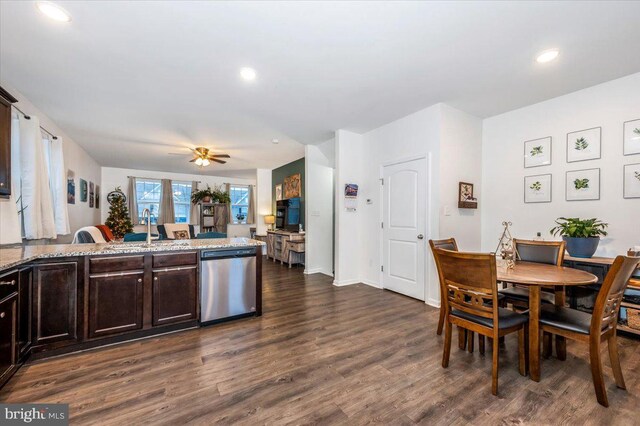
[240,67,257,81]
[536,49,559,64]
[36,1,72,22]
[271,138,279,144]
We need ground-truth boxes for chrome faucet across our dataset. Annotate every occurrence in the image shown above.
[142,208,153,246]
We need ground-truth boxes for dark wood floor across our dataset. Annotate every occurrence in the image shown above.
[1,261,639,424]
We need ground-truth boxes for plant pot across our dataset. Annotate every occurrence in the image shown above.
[202,196,212,203]
[563,236,600,258]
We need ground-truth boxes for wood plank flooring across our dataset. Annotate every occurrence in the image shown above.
[1,260,640,425]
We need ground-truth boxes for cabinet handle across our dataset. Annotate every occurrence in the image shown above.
[137,278,142,283]
[0,280,16,286]
[0,182,4,187]
[0,312,5,318]
[154,277,158,281]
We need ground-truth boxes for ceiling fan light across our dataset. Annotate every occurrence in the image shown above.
[195,158,203,166]
[202,158,211,166]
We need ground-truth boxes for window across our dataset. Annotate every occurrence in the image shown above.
[135,179,192,224]
[230,185,249,224]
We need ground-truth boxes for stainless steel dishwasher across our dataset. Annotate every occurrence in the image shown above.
[200,247,257,325]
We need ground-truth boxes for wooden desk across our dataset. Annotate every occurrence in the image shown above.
[266,230,305,263]
[497,261,598,382]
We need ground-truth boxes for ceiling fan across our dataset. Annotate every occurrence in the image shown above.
[183,146,230,167]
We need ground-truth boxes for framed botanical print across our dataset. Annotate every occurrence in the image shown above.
[623,119,640,156]
[524,174,552,203]
[524,137,551,168]
[623,163,640,199]
[566,168,600,201]
[567,127,601,163]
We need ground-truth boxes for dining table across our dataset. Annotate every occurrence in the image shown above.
[497,260,598,382]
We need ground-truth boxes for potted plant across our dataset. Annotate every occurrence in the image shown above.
[212,187,231,204]
[550,217,608,258]
[191,185,214,204]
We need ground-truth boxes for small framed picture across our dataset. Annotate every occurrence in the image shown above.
[524,137,551,168]
[623,119,640,156]
[80,179,88,202]
[623,163,640,199]
[524,174,552,203]
[566,168,600,201]
[567,127,601,163]
[458,182,477,209]
[275,184,283,201]
[89,182,95,208]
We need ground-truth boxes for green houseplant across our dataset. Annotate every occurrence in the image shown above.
[550,217,608,258]
[191,185,231,204]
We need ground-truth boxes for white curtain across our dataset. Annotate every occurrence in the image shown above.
[49,137,70,235]
[158,179,175,224]
[189,181,199,225]
[20,115,56,240]
[0,111,23,244]
[248,185,255,224]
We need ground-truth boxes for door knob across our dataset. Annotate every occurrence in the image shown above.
[0,312,5,318]
[417,234,424,240]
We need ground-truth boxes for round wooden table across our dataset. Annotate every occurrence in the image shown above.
[497,261,598,382]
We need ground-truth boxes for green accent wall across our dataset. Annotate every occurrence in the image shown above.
[272,157,305,228]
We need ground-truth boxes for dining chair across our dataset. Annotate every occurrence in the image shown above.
[499,239,566,308]
[429,238,459,336]
[434,248,528,395]
[538,255,640,407]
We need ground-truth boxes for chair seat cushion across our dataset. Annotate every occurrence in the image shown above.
[539,305,595,335]
[451,307,528,329]
[498,287,555,304]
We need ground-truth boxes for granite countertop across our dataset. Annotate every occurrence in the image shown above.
[0,238,266,272]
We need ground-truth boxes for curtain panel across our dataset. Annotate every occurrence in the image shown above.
[127,176,139,225]
[49,137,70,235]
[158,179,175,224]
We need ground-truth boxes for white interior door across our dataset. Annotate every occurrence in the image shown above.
[382,158,427,300]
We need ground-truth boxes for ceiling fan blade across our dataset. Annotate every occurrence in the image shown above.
[209,154,230,158]
[211,158,227,164]
[189,158,198,163]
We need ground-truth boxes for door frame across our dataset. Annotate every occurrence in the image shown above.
[379,153,433,302]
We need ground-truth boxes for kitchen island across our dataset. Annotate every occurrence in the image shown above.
[0,238,265,389]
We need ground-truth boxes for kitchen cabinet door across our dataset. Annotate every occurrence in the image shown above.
[88,272,144,338]
[0,292,18,385]
[152,266,197,326]
[18,267,32,359]
[33,262,78,345]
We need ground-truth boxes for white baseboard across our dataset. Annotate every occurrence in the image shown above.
[333,279,360,286]
[360,279,382,289]
[304,268,334,277]
[426,297,440,308]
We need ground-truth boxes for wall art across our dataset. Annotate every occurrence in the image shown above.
[623,163,640,199]
[524,173,552,203]
[524,136,551,168]
[566,168,600,201]
[67,170,75,205]
[80,179,88,202]
[567,127,601,163]
[623,118,640,156]
[284,173,301,199]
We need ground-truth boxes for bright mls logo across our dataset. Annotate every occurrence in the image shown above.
[1,404,68,425]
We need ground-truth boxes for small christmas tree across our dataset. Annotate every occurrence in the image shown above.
[105,187,133,239]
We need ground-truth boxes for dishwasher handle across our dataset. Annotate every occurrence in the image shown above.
[201,248,257,260]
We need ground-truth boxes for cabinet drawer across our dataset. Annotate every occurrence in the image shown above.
[90,255,145,274]
[152,252,197,268]
[0,270,18,301]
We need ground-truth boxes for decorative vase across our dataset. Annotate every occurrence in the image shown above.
[202,196,212,203]
[563,236,600,258]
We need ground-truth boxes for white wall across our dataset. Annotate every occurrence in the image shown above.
[305,138,335,276]
[255,169,272,236]
[482,72,640,257]
[334,130,365,285]
[0,82,102,244]
[439,104,483,251]
[100,167,256,237]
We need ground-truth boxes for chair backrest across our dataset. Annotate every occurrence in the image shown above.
[123,232,149,242]
[429,238,459,252]
[514,239,565,266]
[433,249,499,328]
[158,224,196,239]
[592,255,640,334]
[196,232,227,239]
[75,230,95,244]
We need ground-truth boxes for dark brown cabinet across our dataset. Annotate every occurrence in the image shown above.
[152,266,198,326]
[0,86,18,199]
[33,262,78,346]
[88,272,144,339]
[0,292,18,386]
[17,267,32,359]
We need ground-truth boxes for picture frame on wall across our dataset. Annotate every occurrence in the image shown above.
[524,136,551,168]
[623,118,640,156]
[284,173,302,199]
[524,174,552,203]
[67,170,75,205]
[623,163,640,199]
[95,184,100,209]
[566,127,601,163]
[458,181,478,208]
[566,168,600,201]
[80,179,88,202]
[275,184,283,201]
[89,181,95,208]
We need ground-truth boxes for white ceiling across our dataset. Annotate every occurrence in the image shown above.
[2,1,640,178]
